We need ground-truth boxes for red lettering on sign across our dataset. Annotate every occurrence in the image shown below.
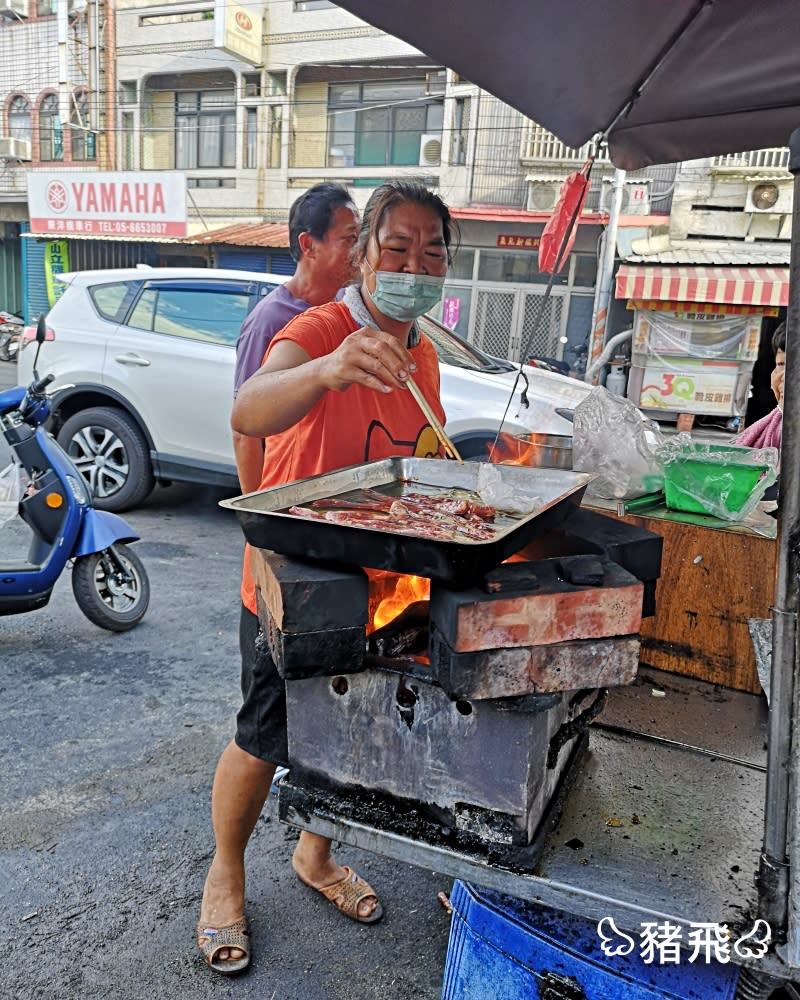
[59,178,173,219]
[100,183,116,212]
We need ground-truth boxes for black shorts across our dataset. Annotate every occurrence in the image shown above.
[234,604,289,767]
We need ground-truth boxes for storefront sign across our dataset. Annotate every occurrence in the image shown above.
[496,235,540,249]
[442,296,461,329]
[639,365,738,415]
[214,0,262,65]
[27,171,187,238]
[44,240,69,306]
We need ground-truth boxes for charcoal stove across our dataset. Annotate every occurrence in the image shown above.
[248,504,662,873]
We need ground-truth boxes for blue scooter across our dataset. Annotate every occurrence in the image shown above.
[0,317,149,631]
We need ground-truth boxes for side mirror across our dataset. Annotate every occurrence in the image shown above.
[36,314,47,344]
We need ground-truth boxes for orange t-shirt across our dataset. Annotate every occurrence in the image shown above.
[240,300,445,612]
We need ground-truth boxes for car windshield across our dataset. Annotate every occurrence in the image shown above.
[417,315,515,373]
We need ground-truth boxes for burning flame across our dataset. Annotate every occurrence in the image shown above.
[488,431,551,466]
[365,569,430,631]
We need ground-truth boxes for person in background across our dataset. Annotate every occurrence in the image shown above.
[198,180,455,976]
[736,322,785,451]
[232,182,360,492]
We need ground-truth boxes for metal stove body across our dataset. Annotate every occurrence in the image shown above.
[250,505,661,871]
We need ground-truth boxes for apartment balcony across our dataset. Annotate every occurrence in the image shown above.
[711,148,790,174]
[520,122,611,166]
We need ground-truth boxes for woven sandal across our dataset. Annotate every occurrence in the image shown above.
[196,916,251,975]
[296,865,384,924]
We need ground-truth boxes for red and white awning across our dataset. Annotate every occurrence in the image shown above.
[615,264,789,308]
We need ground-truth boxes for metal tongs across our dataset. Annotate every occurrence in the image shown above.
[406,375,464,463]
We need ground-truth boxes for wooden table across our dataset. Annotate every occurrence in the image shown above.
[587,501,777,694]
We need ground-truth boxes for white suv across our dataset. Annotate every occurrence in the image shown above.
[19,266,589,511]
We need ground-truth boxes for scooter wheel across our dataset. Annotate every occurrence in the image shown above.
[72,543,150,632]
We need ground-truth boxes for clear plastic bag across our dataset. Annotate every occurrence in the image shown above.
[657,435,778,521]
[572,386,665,499]
[0,461,25,526]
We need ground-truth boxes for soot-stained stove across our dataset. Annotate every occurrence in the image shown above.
[250,505,662,873]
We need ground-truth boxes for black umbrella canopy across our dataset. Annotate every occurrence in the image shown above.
[333,0,800,169]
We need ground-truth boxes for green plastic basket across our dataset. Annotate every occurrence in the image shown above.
[663,445,772,517]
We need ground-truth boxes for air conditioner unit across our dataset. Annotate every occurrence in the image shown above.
[746,181,793,214]
[419,133,442,167]
[526,179,560,212]
[0,0,27,18]
[621,180,651,215]
[425,70,446,96]
[600,177,652,215]
[0,137,31,161]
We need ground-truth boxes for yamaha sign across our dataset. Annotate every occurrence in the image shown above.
[27,171,187,238]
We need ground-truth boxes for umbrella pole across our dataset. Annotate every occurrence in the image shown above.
[761,127,800,958]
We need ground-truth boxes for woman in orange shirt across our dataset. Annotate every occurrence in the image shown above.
[198,180,456,975]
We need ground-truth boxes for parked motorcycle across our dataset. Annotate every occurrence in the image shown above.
[0,310,23,362]
[0,316,150,631]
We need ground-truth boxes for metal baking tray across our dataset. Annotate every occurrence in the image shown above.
[220,458,592,586]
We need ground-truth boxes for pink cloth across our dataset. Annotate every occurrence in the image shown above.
[735,407,782,450]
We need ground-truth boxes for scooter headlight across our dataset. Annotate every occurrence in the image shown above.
[66,474,91,504]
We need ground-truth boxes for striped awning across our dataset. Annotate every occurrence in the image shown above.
[615,264,789,308]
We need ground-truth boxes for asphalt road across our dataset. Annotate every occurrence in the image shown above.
[0,360,452,1000]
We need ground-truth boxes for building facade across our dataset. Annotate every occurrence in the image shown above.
[0,0,790,396]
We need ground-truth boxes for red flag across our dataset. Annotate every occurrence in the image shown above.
[538,166,592,274]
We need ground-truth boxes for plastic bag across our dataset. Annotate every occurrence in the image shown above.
[538,169,591,274]
[0,461,25,526]
[477,463,543,515]
[657,436,778,522]
[572,386,665,499]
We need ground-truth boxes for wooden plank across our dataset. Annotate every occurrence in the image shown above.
[595,511,776,693]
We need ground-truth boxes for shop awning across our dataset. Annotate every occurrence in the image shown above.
[615,264,789,308]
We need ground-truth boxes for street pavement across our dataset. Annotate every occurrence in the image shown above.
[0,359,452,1000]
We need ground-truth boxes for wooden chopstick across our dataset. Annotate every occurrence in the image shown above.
[406,375,464,463]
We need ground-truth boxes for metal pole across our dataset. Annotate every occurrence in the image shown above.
[762,127,800,956]
[57,0,70,141]
[586,167,625,382]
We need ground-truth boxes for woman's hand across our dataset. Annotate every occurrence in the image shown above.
[318,326,416,394]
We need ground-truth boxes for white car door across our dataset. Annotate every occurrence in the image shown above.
[102,280,252,471]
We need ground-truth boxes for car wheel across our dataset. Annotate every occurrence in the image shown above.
[57,406,155,512]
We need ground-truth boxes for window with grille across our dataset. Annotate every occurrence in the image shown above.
[38,94,62,161]
[520,292,564,361]
[8,95,31,144]
[71,90,95,161]
[475,290,515,359]
[175,89,236,169]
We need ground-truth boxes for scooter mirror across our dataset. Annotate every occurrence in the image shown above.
[36,314,47,344]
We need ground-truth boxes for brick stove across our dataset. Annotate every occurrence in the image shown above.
[250,506,661,867]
